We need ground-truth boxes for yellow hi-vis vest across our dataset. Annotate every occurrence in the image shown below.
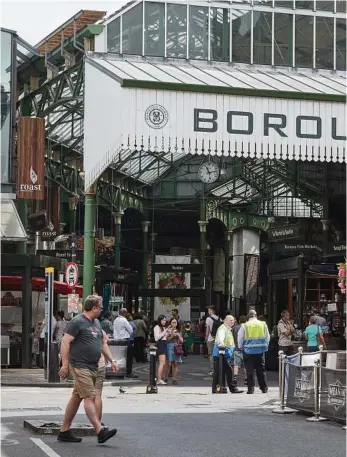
[242,319,268,354]
[212,323,235,358]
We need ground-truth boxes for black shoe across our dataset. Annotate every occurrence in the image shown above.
[97,427,117,444]
[57,430,82,443]
[231,387,244,394]
[126,374,138,379]
[247,389,255,394]
[261,387,268,393]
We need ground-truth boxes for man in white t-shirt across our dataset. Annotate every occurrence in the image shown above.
[205,306,220,376]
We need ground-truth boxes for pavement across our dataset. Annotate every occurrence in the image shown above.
[1,355,346,457]
[1,355,279,387]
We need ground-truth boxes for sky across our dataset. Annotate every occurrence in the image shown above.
[0,0,127,45]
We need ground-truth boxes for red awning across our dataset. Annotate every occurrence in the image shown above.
[1,276,83,297]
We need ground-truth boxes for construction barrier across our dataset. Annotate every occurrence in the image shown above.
[273,348,346,426]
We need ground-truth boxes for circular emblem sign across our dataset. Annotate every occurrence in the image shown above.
[65,262,79,287]
[145,104,169,129]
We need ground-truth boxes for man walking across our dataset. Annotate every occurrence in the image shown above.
[113,308,137,378]
[238,310,270,394]
[212,315,243,394]
[58,295,118,444]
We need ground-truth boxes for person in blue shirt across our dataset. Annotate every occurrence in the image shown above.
[304,316,325,352]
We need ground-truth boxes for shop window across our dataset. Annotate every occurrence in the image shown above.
[107,17,120,53]
[210,7,230,62]
[253,11,272,65]
[1,30,12,184]
[295,14,313,68]
[336,18,346,70]
[122,3,143,55]
[316,16,334,69]
[232,10,252,64]
[167,3,187,58]
[145,1,165,57]
[189,5,208,60]
[274,13,293,66]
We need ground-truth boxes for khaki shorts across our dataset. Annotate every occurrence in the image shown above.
[95,366,106,393]
[70,365,98,399]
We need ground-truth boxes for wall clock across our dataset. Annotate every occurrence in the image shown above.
[198,162,219,184]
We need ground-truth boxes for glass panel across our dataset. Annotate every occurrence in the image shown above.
[253,11,272,65]
[145,1,165,57]
[122,3,143,55]
[1,30,12,184]
[295,14,313,68]
[274,0,294,7]
[107,17,120,53]
[336,0,347,13]
[315,1,334,11]
[232,11,252,63]
[274,13,293,66]
[316,16,334,69]
[210,7,230,61]
[336,18,347,70]
[295,1,314,9]
[167,3,187,58]
[189,5,208,60]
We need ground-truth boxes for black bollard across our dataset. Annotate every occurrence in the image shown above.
[48,342,60,383]
[146,345,158,394]
[216,348,227,394]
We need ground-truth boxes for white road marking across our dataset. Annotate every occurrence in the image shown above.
[30,438,61,457]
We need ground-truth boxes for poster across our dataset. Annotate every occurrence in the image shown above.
[68,294,82,314]
[154,255,191,321]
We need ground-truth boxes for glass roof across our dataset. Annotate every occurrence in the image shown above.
[0,199,27,241]
[90,54,346,95]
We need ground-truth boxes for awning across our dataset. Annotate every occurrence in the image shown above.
[83,53,346,190]
[0,199,27,241]
[1,276,83,297]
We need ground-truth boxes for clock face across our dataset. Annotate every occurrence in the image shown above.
[198,162,219,184]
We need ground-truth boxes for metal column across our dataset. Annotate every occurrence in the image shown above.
[113,211,123,268]
[83,190,96,300]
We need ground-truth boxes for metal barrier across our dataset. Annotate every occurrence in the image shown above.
[105,340,127,378]
[273,347,346,426]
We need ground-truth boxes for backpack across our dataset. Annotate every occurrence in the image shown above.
[210,316,222,338]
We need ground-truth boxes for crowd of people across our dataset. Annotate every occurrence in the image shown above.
[38,296,331,446]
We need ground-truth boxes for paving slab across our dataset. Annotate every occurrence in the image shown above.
[24,419,95,436]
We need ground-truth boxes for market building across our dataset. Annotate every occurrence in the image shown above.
[1,1,346,366]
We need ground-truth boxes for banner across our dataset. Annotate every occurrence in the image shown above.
[17,117,45,200]
[154,255,191,321]
[286,364,315,414]
[320,367,346,424]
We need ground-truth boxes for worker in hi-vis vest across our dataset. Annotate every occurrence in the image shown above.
[212,315,243,394]
[238,309,270,394]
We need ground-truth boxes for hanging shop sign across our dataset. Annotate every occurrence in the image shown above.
[324,242,346,257]
[275,243,323,253]
[17,117,45,200]
[268,224,301,241]
[37,250,83,261]
[40,222,57,241]
[28,210,48,231]
[65,262,79,287]
[152,264,203,274]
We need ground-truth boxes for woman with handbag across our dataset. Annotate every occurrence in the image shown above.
[164,317,184,385]
[154,315,170,385]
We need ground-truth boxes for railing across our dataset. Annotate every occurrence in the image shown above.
[273,347,346,427]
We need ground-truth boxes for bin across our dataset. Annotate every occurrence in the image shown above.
[105,339,128,378]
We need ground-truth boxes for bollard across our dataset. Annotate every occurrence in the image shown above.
[215,347,227,394]
[277,350,284,403]
[146,345,158,394]
[298,346,303,366]
[306,359,327,422]
[272,353,296,414]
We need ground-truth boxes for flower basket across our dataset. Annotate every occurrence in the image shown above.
[337,262,346,294]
